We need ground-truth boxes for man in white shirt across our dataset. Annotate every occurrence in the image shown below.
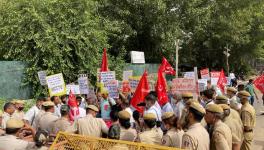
[144,93,162,122]
[51,96,62,117]
[24,97,46,128]
[76,96,86,118]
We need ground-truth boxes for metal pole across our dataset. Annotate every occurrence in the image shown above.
[175,39,179,78]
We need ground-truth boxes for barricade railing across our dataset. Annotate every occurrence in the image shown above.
[50,132,182,150]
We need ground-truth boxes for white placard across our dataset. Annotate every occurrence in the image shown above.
[128,76,141,91]
[38,71,47,85]
[66,85,80,95]
[200,68,210,80]
[184,72,195,78]
[46,73,66,96]
[100,71,116,83]
[171,78,197,98]
[104,80,119,98]
[123,70,133,81]
[130,51,145,64]
[198,79,208,92]
[210,71,221,85]
[78,76,89,94]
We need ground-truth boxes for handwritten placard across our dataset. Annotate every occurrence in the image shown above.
[123,70,133,81]
[46,73,66,96]
[78,75,89,94]
[100,71,116,83]
[104,80,119,98]
[210,71,221,85]
[38,71,47,85]
[66,84,80,95]
[128,76,141,91]
[200,68,210,80]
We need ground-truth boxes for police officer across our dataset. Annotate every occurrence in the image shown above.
[219,104,243,150]
[204,104,232,150]
[238,91,256,150]
[12,100,25,121]
[52,105,71,134]
[1,102,16,129]
[181,102,209,150]
[118,110,137,142]
[226,87,241,111]
[0,110,5,135]
[138,113,163,145]
[71,105,108,137]
[39,101,59,133]
[178,93,194,129]
[162,112,184,148]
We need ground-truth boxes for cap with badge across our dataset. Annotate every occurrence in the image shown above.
[238,90,251,98]
[6,119,24,129]
[162,112,174,120]
[218,104,230,110]
[206,104,223,113]
[226,87,237,93]
[118,110,131,120]
[86,105,99,112]
[189,102,206,114]
[42,101,55,107]
[215,95,228,104]
[182,92,193,98]
[143,113,156,120]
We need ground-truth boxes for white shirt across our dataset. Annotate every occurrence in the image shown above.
[162,102,174,114]
[125,107,135,124]
[144,105,162,121]
[54,104,62,117]
[24,105,40,127]
[1,112,12,129]
[174,100,185,118]
[0,135,36,150]
[78,107,86,118]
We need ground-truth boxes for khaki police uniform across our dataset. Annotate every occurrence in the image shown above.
[182,102,209,150]
[138,127,163,145]
[241,103,256,150]
[12,110,24,121]
[52,117,71,134]
[120,127,137,142]
[34,109,45,129]
[162,128,184,148]
[1,112,12,129]
[39,112,58,133]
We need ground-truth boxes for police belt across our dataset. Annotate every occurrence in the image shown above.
[244,129,253,132]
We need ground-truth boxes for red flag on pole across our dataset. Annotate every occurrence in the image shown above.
[253,75,264,93]
[100,48,108,72]
[160,57,176,75]
[217,69,227,93]
[156,66,169,106]
[130,71,150,113]
[67,90,79,122]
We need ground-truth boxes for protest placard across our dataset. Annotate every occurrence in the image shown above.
[46,73,66,96]
[104,80,119,98]
[184,72,195,78]
[100,71,116,83]
[123,70,133,81]
[171,78,197,98]
[66,84,80,95]
[198,79,208,92]
[210,71,221,85]
[38,71,47,85]
[78,75,89,94]
[200,68,210,80]
[129,76,141,91]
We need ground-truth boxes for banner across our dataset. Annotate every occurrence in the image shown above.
[46,73,66,96]
[171,78,197,98]
[123,70,133,81]
[66,85,80,95]
[129,76,141,91]
[210,71,221,85]
[198,79,208,92]
[38,71,47,85]
[200,68,210,80]
[100,71,116,83]
[183,72,195,78]
[104,80,119,98]
[78,75,89,94]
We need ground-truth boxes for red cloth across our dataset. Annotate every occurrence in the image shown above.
[160,57,176,75]
[100,48,108,72]
[104,120,112,128]
[67,90,79,121]
[217,69,227,93]
[156,66,169,106]
[130,71,150,113]
[253,75,264,93]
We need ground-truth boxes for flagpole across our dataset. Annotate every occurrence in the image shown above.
[175,39,180,78]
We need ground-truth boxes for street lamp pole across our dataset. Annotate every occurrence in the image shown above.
[175,39,180,78]
[224,45,231,75]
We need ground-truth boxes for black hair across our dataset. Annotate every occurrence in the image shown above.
[189,107,204,122]
[144,119,156,128]
[37,96,46,101]
[119,118,131,129]
[76,96,82,101]
[3,102,14,111]
[204,89,214,99]
[50,96,58,102]
[6,128,20,134]
[145,92,157,103]
[133,110,140,122]
[148,91,158,98]
[60,106,70,116]
[44,106,53,111]
[110,110,119,122]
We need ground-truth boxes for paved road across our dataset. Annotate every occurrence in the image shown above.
[252,92,264,150]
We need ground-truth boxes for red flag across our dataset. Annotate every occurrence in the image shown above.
[253,75,264,93]
[100,48,108,72]
[217,69,227,93]
[160,57,176,75]
[67,90,79,122]
[156,66,169,106]
[130,71,150,113]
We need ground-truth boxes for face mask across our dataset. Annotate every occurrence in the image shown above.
[18,107,24,111]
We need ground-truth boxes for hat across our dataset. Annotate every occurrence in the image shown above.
[60,105,70,112]
[118,110,131,119]
[186,99,198,105]
[101,88,109,95]
[238,91,251,97]
[215,95,228,103]
[6,119,24,128]
[218,104,230,110]
[15,100,25,104]
[11,99,18,104]
[182,92,193,98]
[42,101,55,107]
[162,112,174,120]
[226,87,237,93]
[0,110,3,117]
[143,113,156,120]
[86,105,99,112]
[189,102,205,114]
[206,104,223,113]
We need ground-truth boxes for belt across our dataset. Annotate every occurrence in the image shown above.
[244,129,253,132]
